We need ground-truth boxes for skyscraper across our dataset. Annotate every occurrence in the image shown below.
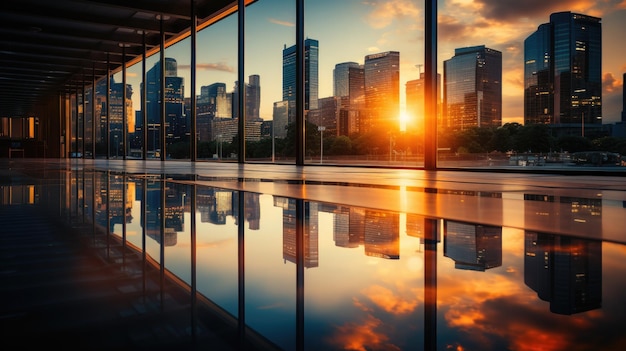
[282,38,319,119]
[622,73,626,122]
[333,62,360,98]
[143,58,185,148]
[363,51,400,133]
[406,72,441,135]
[524,12,602,126]
[333,62,364,136]
[443,45,502,131]
[247,74,261,121]
[233,75,261,121]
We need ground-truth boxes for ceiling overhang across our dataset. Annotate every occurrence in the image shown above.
[0,0,240,117]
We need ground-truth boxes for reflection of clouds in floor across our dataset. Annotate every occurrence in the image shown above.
[328,314,393,351]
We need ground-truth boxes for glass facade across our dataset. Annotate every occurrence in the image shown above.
[525,12,602,129]
[443,46,502,131]
[524,24,553,125]
[9,1,619,171]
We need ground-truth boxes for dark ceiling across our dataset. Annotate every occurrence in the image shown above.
[0,0,237,117]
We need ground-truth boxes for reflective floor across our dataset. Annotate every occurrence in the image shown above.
[2,159,626,350]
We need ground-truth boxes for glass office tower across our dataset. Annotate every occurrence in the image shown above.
[524,12,602,126]
[143,58,185,155]
[524,24,553,125]
[333,62,360,98]
[363,51,400,134]
[443,46,502,132]
[282,38,319,116]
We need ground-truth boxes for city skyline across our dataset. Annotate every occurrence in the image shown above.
[122,0,625,128]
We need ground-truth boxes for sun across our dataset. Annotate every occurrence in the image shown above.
[399,110,410,132]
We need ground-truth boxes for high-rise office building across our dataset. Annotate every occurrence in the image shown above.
[143,58,185,148]
[622,73,626,122]
[247,74,261,121]
[524,12,602,126]
[96,77,132,155]
[200,83,231,119]
[333,62,364,136]
[282,39,319,119]
[334,62,360,98]
[233,74,261,121]
[406,72,441,135]
[363,51,400,133]
[443,45,502,131]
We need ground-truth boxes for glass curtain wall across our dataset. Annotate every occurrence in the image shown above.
[69,93,77,157]
[94,77,107,158]
[164,38,191,160]
[436,1,624,169]
[196,15,238,161]
[109,71,125,158]
[126,62,142,159]
[47,1,626,170]
[144,53,160,159]
[245,0,296,163]
[303,0,425,167]
[84,86,93,158]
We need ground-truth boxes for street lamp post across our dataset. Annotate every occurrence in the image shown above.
[318,126,325,164]
[217,134,222,160]
[272,125,275,163]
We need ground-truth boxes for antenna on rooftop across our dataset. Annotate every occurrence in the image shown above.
[415,64,423,77]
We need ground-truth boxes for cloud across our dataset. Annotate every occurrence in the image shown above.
[326,314,397,351]
[438,14,470,42]
[474,0,600,22]
[178,63,235,73]
[603,72,623,93]
[268,18,295,27]
[504,67,524,92]
[366,0,420,29]
[361,284,419,314]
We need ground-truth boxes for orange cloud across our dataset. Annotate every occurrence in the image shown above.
[178,63,234,73]
[603,72,623,93]
[327,314,397,351]
[361,284,419,314]
[366,0,420,29]
[504,67,524,92]
[268,18,295,27]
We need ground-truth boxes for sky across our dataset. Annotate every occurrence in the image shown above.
[126,0,626,126]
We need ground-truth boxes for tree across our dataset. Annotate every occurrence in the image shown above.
[490,126,511,152]
[514,124,552,153]
[592,136,626,155]
[555,135,592,153]
[329,135,352,155]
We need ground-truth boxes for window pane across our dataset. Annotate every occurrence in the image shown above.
[246,0,296,163]
[110,70,126,158]
[196,13,238,161]
[127,62,142,158]
[84,86,93,158]
[437,2,620,169]
[145,53,160,158]
[94,77,107,158]
[164,38,191,160]
[304,0,425,166]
